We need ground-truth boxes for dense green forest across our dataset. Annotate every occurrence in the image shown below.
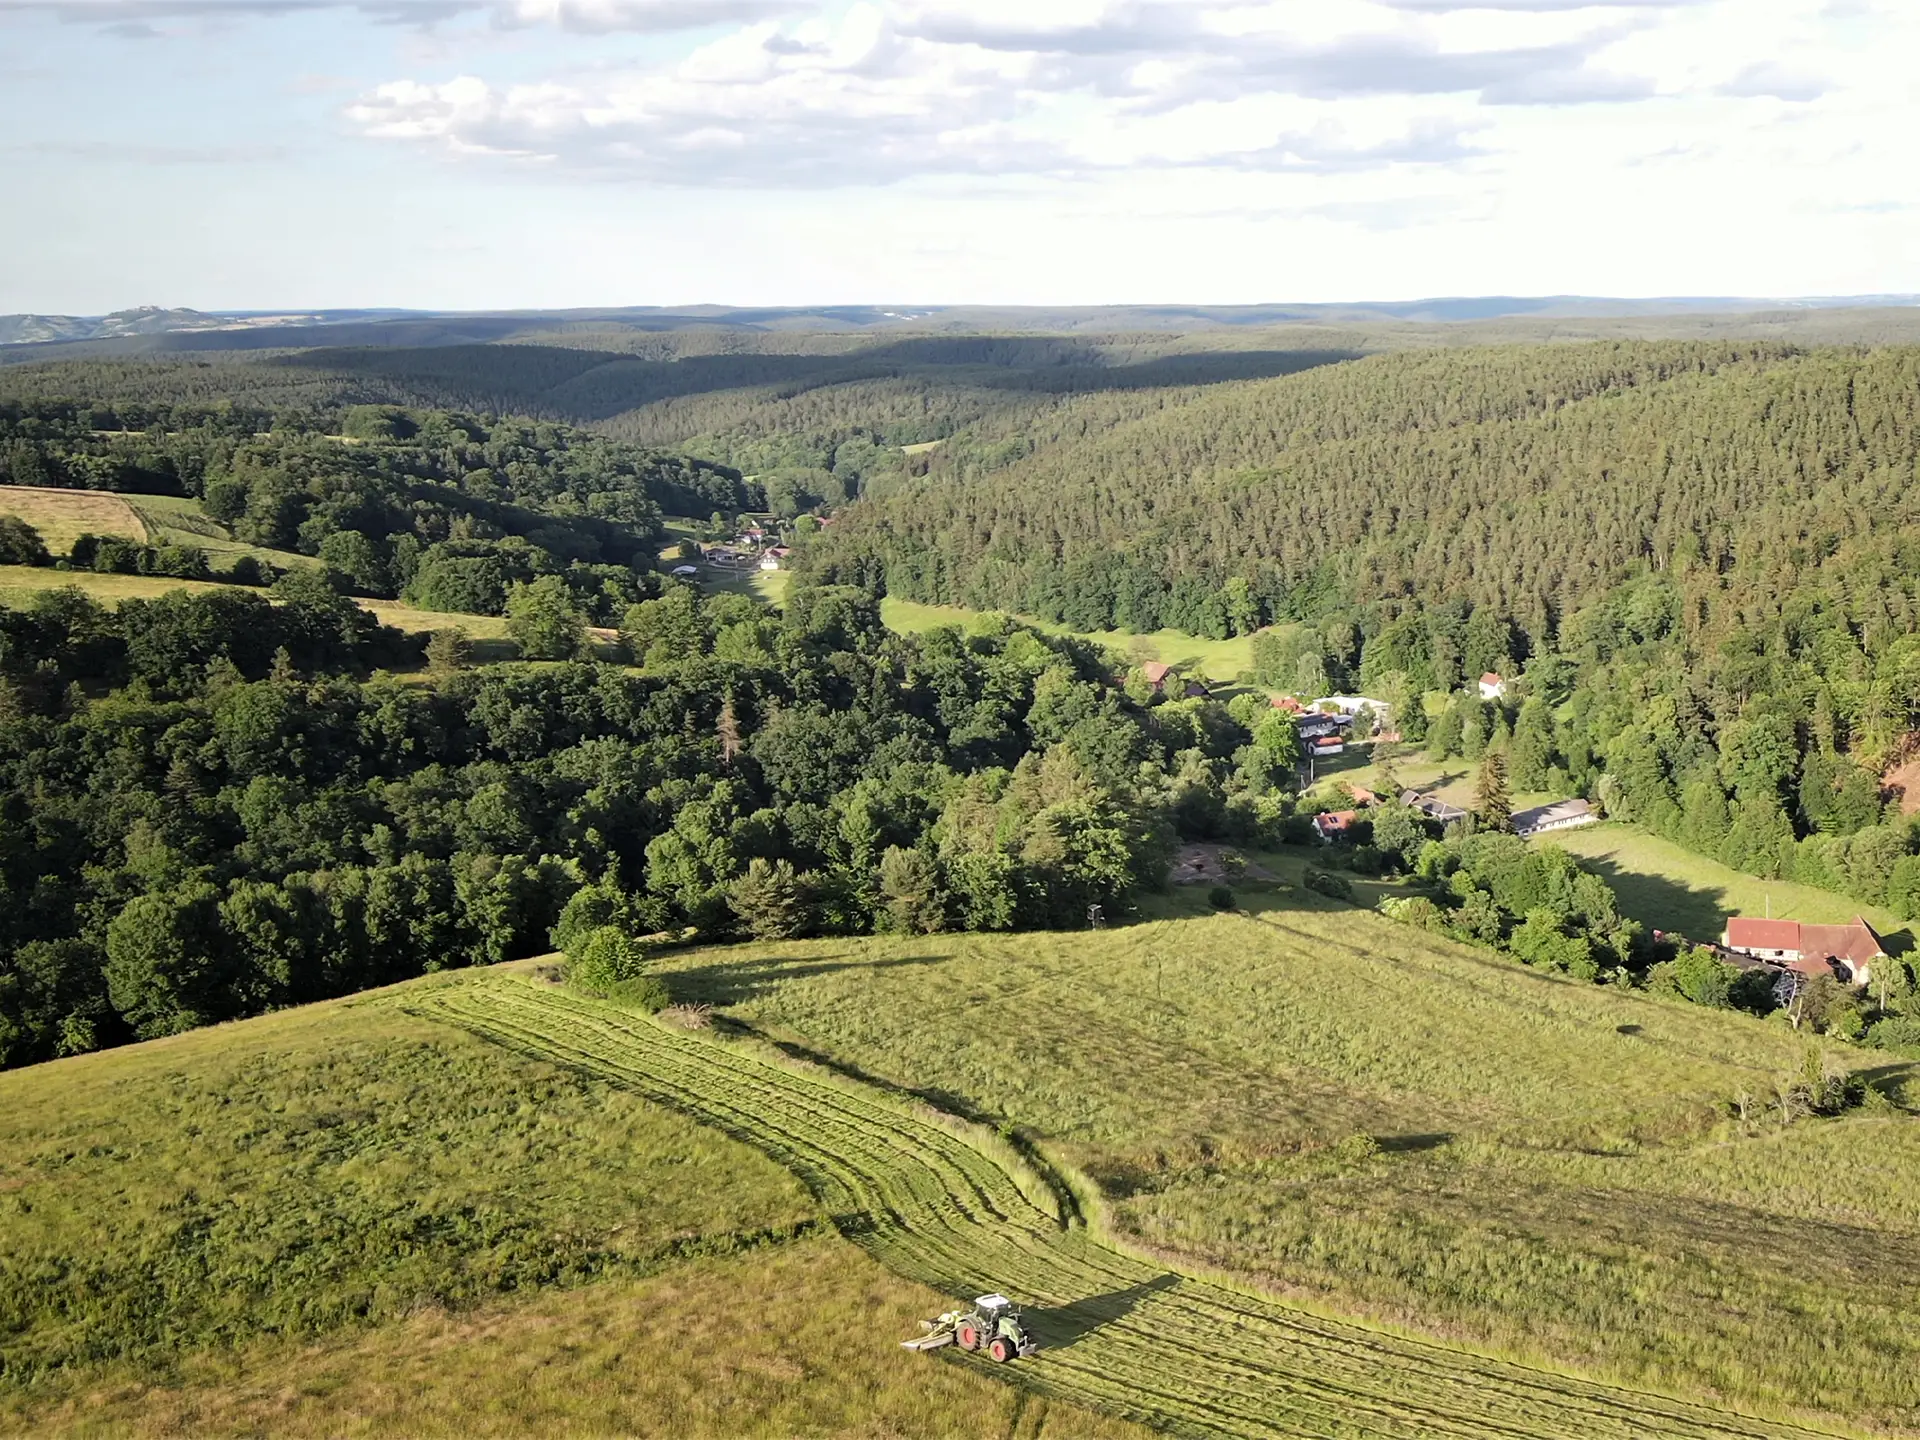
[0,398,752,617]
[800,343,1920,915]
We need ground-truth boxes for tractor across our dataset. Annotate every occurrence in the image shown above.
[901,1293,1038,1363]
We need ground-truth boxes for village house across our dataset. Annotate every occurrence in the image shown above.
[1513,798,1597,839]
[1310,734,1346,758]
[1313,810,1358,843]
[1478,672,1507,700]
[1270,695,1307,715]
[1721,916,1885,986]
[759,545,792,571]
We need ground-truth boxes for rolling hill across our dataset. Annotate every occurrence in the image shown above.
[4,898,1913,1436]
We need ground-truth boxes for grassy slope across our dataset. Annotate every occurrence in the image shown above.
[1546,824,1907,941]
[0,487,150,552]
[418,970,1848,1440]
[880,596,1256,682]
[655,906,1920,1432]
[0,566,513,642]
[0,974,1141,1440]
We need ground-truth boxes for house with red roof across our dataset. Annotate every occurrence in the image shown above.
[1271,695,1306,715]
[1313,810,1358,843]
[1722,916,1885,985]
[1478,672,1506,700]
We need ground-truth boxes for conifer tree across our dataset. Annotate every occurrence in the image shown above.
[1476,751,1513,833]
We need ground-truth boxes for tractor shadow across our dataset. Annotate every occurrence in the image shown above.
[1027,1275,1182,1351]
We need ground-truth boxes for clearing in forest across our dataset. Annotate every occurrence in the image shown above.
[0,486,146,553]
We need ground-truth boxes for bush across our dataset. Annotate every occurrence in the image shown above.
[1302,868,1355,902]
[567,925,650,994]
[1866,1015,1920,1055]
[1207,885,1236,910]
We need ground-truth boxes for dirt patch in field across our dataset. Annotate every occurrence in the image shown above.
[1170,843,1274,886]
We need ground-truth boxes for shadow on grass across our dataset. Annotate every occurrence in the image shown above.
[671,951,951,1006]
[1375,1133,1452,1154]
[1560,851,1734,944]
[1029,1275,1183,1351]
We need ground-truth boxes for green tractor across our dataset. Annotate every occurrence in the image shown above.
[902,1293,1038,1363]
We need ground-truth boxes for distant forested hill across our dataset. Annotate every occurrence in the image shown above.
[808,342,1920,643]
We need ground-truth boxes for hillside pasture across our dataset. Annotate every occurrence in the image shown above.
[123,494,312,572]
[879,596,1256,683]
[0,974,1140,1440]
[1546,823,1908,944]
[656,911,1920,1432]
[0,485,147,553]
[412,971,1846,1440]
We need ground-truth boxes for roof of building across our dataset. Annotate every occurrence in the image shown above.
[1800,919,1887,966]
[1348,786,1379,806]
[1725,917,1803,951]
[1480,672,1503,687]
[1315,810,1357,832]
[1271,695,1306,713]
[1514,798,1594,832]
[1724,916,1886,967]
[1311,735,1344,748]
[1141,661,1173,684]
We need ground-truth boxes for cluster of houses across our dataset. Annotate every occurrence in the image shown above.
[1276,694,1390,760]
[1308,788,1598,844]
[668,521,799,580]
[707,524,793,572]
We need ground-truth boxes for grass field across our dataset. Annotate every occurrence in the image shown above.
[878,597,1256,682]
[652,911,1919,1433]
[0,977,1142,1440]
[121,494,312,572]
[411,969,1853,1440]
[0,566,514,644]
[0,486,148,552]
[1546,824,1908,943]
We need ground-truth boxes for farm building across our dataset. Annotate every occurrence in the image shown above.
[1310,735,1345,757]
[1514,798,1597,838]
[1478,673,1506,699]
[669,564,700,578]
[1722,917,1885,985]
[1401,789,1468,825]
[759,546,792,571]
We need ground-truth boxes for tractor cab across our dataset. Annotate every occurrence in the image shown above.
[958,1294,1037,1362]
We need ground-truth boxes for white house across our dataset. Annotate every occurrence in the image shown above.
[1514,798,1597,838]
[1478,672,1506,700]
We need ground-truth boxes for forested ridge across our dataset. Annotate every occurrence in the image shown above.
[0,398,751,619]
[797,340,1920,928]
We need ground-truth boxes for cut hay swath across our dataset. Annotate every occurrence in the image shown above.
[409,974,1843,1440]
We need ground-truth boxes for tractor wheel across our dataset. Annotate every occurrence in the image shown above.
[989,1336,1015,1363]
[956,1324,980,1352]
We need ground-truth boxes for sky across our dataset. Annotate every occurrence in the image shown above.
[0,0,1915,312]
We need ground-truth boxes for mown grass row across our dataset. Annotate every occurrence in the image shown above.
[413,974,1850,1440]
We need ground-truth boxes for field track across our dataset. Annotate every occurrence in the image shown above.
[410,974,1849,1440]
